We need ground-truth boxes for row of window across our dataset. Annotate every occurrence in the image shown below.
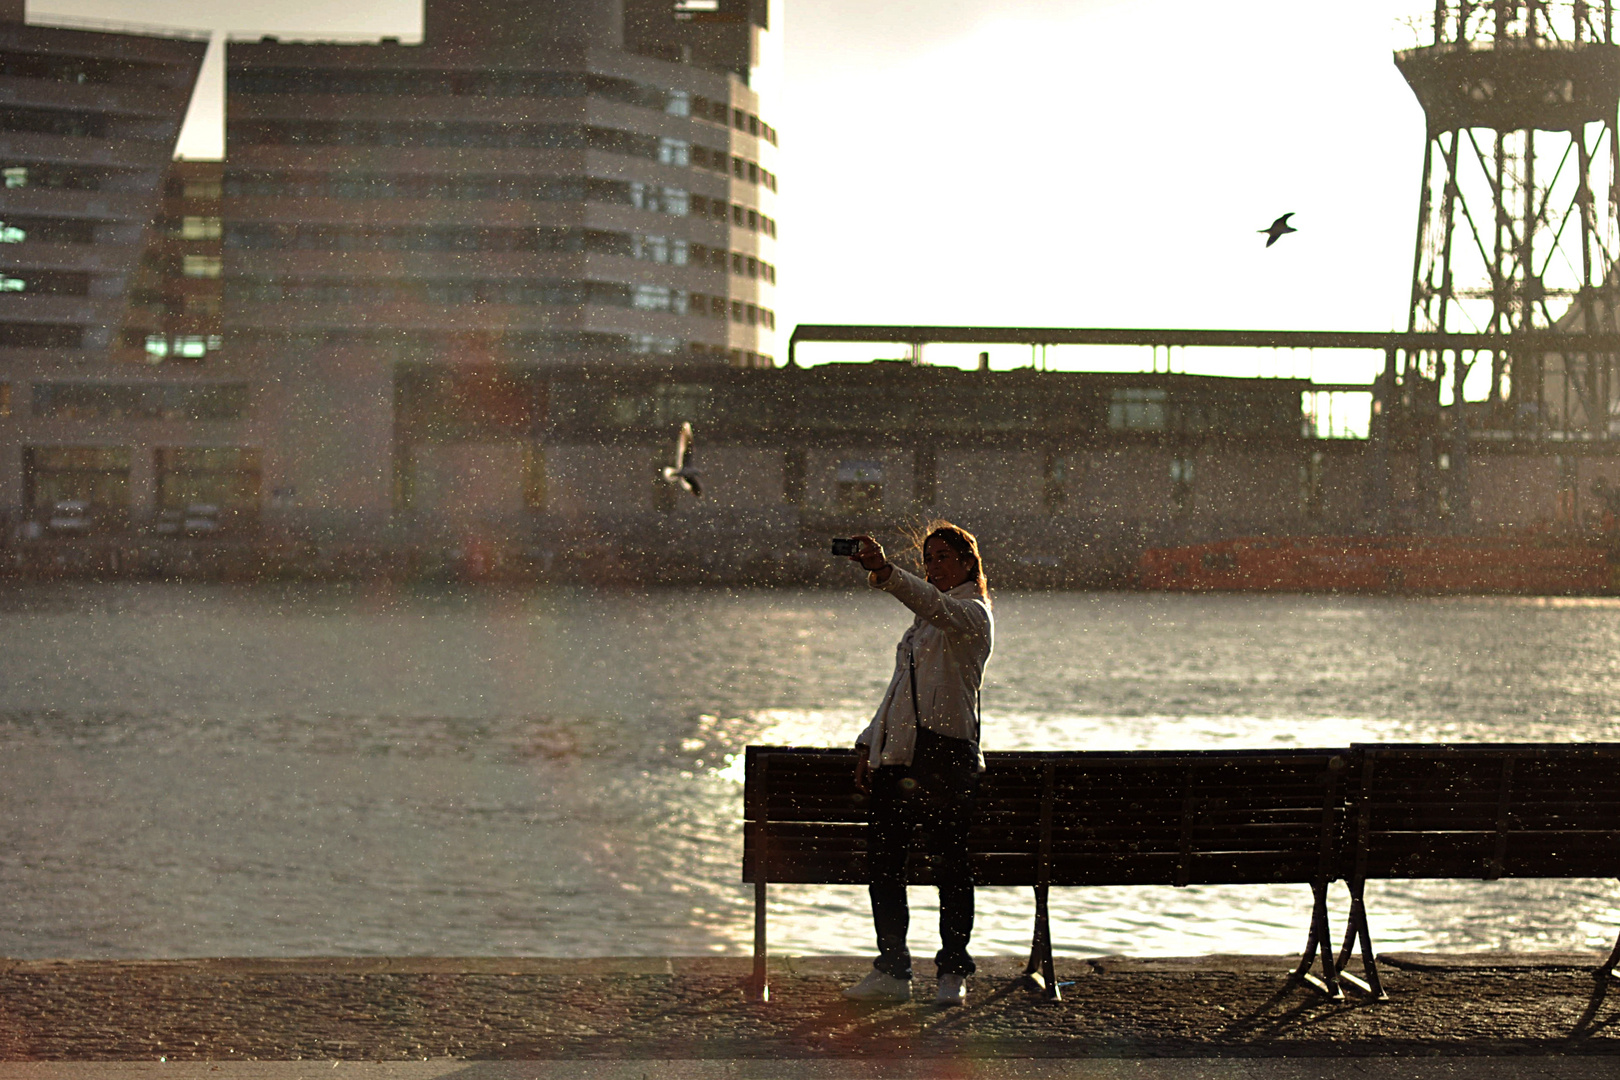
[31,381,247,420]
[689,95,778,145]
[688,145,777,190]
[209,173,778,232]
[220,223,777,280]
[1107,387,1294,437]
[229,328,689,357]
[1,107,109,140]
[21,444,261,516]
[687,294,777,329]
[0,269,90,296]
[225,276,776,325]
[227,120,778,190]
[228,68,778,145]
[706,199,777,236]
[0,217,97,245]
[137,334,224,361]
[0,52,174,89]
[0,322,80,348]
[5,164,123,192]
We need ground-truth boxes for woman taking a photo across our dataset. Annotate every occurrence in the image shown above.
[841,522,993,1007]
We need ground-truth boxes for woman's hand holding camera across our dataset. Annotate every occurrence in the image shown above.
[848,535,892,584]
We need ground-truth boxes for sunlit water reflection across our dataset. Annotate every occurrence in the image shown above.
[1,583,1617,959]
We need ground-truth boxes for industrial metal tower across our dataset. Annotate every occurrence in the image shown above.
[1395,0,1620,526]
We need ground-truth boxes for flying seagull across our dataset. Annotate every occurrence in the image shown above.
[661,421,703,496]
[1260,213,1297,247]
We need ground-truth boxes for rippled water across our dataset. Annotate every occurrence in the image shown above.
[1,582,1618,961]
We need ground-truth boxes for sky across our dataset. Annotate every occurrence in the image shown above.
[26,0,1427,388]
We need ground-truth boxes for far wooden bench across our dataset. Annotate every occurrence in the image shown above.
[1332,742,1620,1000]
[742,745,1350,1002]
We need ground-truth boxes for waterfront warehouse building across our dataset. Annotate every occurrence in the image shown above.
[0,7,208,525]
[225,0,780,532]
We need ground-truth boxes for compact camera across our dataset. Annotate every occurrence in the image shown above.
[830,538,861,558]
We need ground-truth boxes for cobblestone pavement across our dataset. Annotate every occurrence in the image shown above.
[1,955,1618,1061]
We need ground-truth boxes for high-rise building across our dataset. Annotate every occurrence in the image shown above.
[223,0,779,527]
[0,11,209,526]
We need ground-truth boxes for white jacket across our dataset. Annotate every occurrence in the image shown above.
[855,565,993,770]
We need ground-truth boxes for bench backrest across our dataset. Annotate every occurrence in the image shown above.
[1344,743,1620,881]
[743,746,1348,888]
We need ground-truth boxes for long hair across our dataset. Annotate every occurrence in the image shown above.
[911,519,987,595]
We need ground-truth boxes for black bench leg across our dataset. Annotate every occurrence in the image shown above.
[1333,879,1388,1001]
[1022,884,1061,1000]
[744,879,769,1002]
[1291,880,1343,1000]
[1598,901,1620,984]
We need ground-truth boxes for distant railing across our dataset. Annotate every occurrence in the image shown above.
[1395,1,1614,52]
[788,324,1620,443]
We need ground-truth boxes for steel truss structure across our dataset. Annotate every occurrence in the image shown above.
[1398,0,1620,524]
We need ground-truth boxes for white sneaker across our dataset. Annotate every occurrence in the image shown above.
[935,973,967,1007]
[842,968,911,1002]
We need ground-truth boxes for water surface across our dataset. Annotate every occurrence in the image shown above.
[2,583,1617,959]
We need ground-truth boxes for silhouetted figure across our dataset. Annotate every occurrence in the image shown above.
[841,523,993,1008]
[1260,213,1297,247]
[661,421,703,496]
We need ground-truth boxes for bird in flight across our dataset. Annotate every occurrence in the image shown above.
[662,421,703,496]
[1260,213,1297,247]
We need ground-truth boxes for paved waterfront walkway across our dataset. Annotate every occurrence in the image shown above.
[1,954,1617,1073]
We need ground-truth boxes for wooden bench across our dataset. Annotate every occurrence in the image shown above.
[742,745,1350,1002]
[1333,742,1620,1000]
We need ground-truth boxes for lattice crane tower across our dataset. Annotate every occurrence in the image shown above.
[1395,1,1620,520]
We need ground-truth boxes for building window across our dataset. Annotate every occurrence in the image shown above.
[0,276,22,292]
[183,178,223,199]
[144,334,225,362]
[22,446,132,515]
[1043,451,1072,512]
[658,137,690,166]
[836,460,883,513]
[155,447,261,513]
[1170,457,1195,512]
[1301,450,1324,518]
[182,255,223,278]
[0,383,9,416]
[177,216,222,240]
[3,167,26,188]
[1109,387,1167,431]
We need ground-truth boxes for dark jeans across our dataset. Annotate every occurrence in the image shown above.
[866,727,978,980]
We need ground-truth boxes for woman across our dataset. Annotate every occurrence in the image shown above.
[841,522,993,1007]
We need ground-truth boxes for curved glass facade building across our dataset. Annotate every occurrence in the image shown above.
[224,0,779,372]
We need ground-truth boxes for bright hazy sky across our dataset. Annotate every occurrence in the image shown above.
[27,0,1426,387]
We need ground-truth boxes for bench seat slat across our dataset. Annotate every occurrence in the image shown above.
[745,852,1331,886]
